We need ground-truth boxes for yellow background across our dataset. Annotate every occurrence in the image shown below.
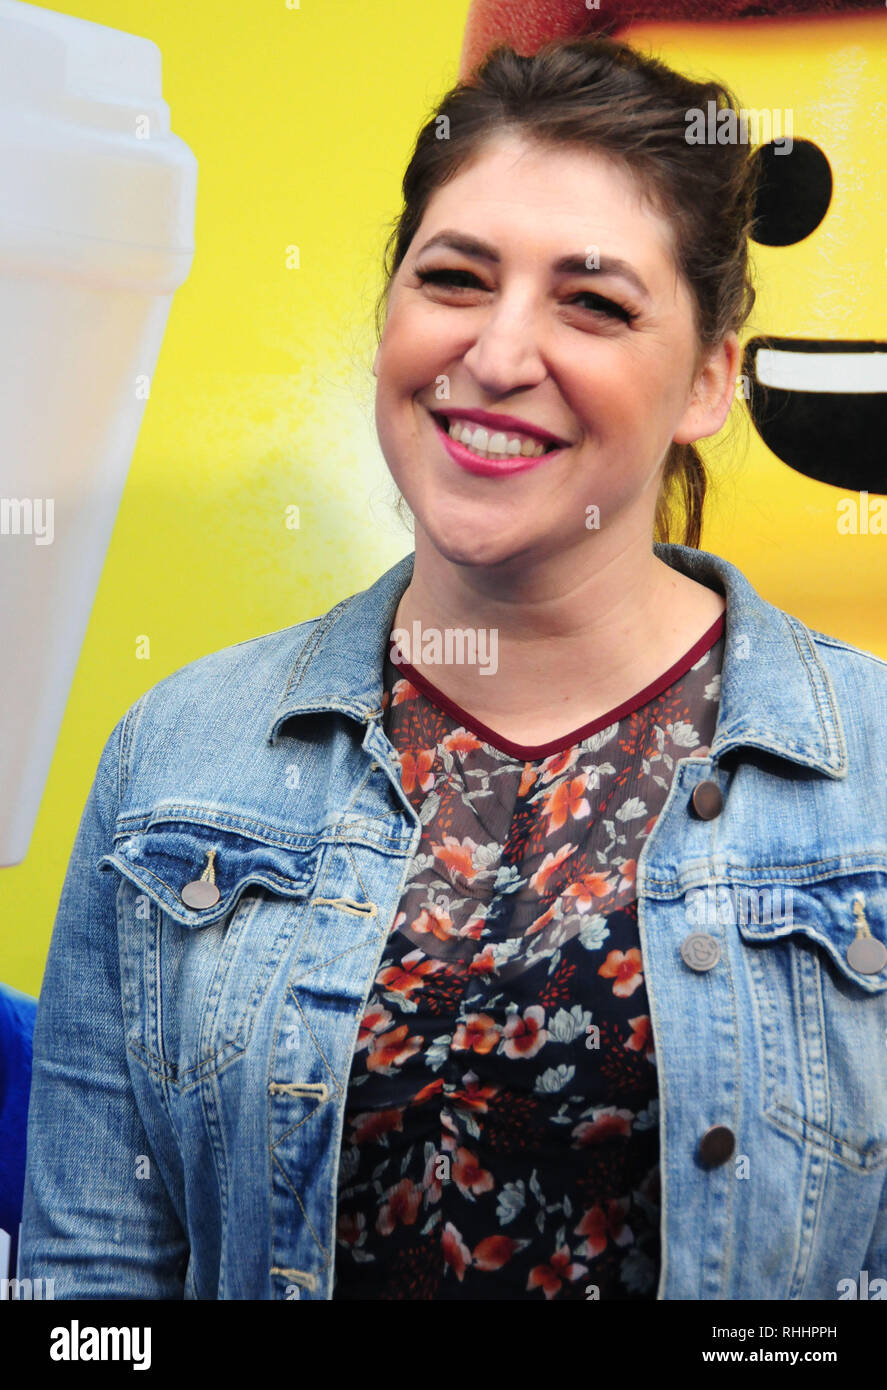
[623,14,886,640]
[2,2,884,995]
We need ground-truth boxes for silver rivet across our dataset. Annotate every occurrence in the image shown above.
[680,932,721,972]
[846,936,887,975]
[181,879,220,909]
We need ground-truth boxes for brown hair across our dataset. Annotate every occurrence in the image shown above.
[374,35,760,549]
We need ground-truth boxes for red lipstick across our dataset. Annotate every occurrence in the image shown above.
[428,408,570,478]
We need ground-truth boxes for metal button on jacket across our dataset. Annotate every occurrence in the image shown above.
[698,1125,735,1167]
[680,932,721,972]
[846,936,887,975]
[691,780,723,819]
[181,878,221,909]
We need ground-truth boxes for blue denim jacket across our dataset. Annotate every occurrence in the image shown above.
[19,543,887,1300]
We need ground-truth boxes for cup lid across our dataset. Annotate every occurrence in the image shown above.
[0,0,197,271]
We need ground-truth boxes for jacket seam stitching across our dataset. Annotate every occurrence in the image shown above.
[280,596,353,700]
[785,615,846,767]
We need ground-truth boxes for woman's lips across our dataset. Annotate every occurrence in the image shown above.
[428,409,567,477]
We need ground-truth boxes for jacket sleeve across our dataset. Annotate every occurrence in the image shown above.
[18,708,188,1298]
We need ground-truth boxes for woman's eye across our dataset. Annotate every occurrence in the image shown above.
[568,291,637,325]
[414,269,636,325]
[415,267,484,290]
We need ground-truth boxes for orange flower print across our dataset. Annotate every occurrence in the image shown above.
[411,1077,445,1107]
[529,843,576,895]
[365,1023,422,1074]
[598,947,644,997]
[472,1235,528,1271]
[398,747,435,794]
[563,871,614,913]
[390,676,419,707]
[442,1222,472,1282]
[542,773,591,834]
[442,728,483,756]
[467,945,497,977]
[459,916,485,940]
[527,1245,588,1299]
[376,1177,421,1236]
[574,1197,633,1259]
[411,903,459,941]
[452,1146,494,1198]
[525,903,558,938]
[617,858,637,892]
[573,1205,607,1259]
[452,1013,499,1055]
[377,948,442,999]
[431,834,480,883]
[571,1106,633,1147]
[502,1004,548,1060]
[626,1014,655,1060]
[355,1004,392,1050]
[538,747,580,783]
[349,1107,404,1145]
[448,1073,498,1113]
[518,763,537,797]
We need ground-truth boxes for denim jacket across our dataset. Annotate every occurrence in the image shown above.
[19,542,887,1300]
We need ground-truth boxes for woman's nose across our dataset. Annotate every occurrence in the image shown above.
[461,300,548,395]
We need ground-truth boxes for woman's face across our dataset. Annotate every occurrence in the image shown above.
[373,133,737,571]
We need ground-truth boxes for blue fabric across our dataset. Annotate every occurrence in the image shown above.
[17,543,887,1299]
[0,981,38,1280]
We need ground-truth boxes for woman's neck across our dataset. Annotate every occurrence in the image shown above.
[390,533,725,749]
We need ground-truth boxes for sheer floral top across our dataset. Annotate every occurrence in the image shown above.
[333,611,726,1300]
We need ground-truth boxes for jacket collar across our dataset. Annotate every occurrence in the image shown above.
[267,543,847,778]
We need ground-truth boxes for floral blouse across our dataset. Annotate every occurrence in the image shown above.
[333,611,726,1300]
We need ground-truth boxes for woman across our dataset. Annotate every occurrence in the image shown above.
[20,36,887,1301]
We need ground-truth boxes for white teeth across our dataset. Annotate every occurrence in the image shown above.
[446,418,548,458]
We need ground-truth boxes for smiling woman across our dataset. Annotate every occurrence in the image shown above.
[369,37,751,746]
[374,38,758,555]
[18,34,887,1305]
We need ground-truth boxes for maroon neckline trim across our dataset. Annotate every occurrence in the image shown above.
[388,608,726,760]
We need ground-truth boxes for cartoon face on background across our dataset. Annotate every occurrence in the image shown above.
[460,1,887,655]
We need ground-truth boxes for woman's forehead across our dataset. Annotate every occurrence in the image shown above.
[414,142,680,275]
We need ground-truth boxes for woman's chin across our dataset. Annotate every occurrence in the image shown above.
[415,512,538,571]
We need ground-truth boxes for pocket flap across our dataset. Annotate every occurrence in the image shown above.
[733,878,887,993]
[98,817,322,928]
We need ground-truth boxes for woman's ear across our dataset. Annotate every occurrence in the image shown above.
[673,332,741,446]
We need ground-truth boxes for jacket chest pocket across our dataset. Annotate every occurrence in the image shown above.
[735,875,887,1172]
[99,819,322,1091]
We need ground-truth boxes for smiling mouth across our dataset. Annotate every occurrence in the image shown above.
[743,336,887,493]
[430,411,563,459]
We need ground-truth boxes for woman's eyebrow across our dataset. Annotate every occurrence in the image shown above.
[414,229,652,301]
